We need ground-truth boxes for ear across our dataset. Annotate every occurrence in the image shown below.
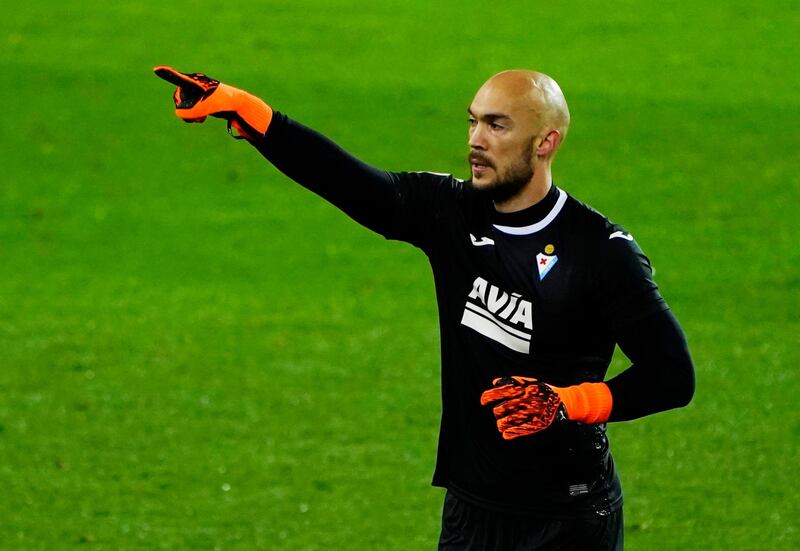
[535,130,562,158]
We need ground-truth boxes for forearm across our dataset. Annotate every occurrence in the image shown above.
[605,309,695,422]
[481,303,694,439]
[251,112,401,233]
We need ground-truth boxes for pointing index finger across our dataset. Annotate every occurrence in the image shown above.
[154,66,188,85]
[153,65,209,97]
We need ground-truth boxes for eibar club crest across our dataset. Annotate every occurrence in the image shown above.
[536,252,558,280]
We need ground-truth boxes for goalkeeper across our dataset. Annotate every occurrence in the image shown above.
[155,66,695,550]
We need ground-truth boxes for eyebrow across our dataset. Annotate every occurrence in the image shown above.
[467,108,511,121]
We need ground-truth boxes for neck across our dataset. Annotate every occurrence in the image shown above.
[493,162,552,213]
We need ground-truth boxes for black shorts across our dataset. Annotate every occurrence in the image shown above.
[438,491,623,551]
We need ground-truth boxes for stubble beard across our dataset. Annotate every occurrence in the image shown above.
[468,139,535,203]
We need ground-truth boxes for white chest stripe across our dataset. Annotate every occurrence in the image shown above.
[492,188,567,235]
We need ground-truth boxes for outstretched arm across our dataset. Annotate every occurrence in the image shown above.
[154,66,408,236]
[251,112,401,234]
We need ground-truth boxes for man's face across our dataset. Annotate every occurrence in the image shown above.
[467,83,540,200]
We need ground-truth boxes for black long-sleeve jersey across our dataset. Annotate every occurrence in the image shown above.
[252,113,695,518]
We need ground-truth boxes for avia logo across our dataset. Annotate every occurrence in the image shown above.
[460,276,533,354]
[609,231,633,241]
[470,233,495,247]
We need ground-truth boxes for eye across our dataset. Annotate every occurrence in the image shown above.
[468,117,477,126]
[490,122,504,130]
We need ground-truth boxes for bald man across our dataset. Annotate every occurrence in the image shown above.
[468,70,569,210]
[156,67,695,550]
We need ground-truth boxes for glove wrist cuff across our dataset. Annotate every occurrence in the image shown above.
[234,86,274,135]
[219,84,273,139]
[552,382,612,424]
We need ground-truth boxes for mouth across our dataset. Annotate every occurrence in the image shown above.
[471,164,491,177]
[469,154,493,175]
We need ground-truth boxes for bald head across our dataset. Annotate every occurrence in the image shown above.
[467,70,571,207]
[475,70,570,143]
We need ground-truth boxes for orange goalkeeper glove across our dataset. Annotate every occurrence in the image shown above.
[480,376,613,440]
[153,65,273,141]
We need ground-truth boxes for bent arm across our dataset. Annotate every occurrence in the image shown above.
[605,308,696,422]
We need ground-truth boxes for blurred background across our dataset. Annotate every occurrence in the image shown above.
[1,1,798,548]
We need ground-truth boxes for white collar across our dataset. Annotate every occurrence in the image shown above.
[492,188,567,235]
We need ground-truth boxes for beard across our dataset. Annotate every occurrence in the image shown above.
[468,139,534,203]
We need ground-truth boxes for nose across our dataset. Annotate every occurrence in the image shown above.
[469,123,487,150]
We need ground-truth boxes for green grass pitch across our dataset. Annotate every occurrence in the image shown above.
[1,1,798,548]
